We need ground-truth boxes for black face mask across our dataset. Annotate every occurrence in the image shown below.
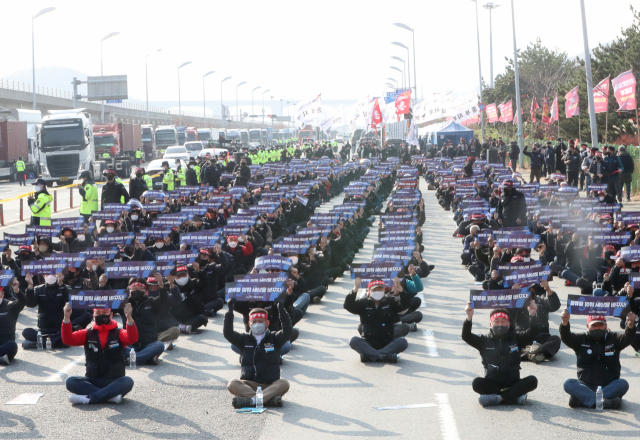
[588,329,607,341]
[124,248,134,257]
[130,291,146,302]
[492,325,509,339]
[95,315,111,326]
[19,254,31,261]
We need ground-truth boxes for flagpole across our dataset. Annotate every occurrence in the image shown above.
[510,0,525,168]
[579,0,599,149]
[578,116,581,144]
[605,110,608,145]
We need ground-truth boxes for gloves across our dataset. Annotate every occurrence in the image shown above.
[227,298,236,312]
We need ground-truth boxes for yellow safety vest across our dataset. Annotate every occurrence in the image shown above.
[30,192,53,226]
[143,174,153,191]
[102,152,111,158]
[135,150,142,159]
[115,177,125,203]
[177,168,186,186]
[80,182,98,215]
[194,165,201,183]
[16,161,25,172]
[163,169,174,191]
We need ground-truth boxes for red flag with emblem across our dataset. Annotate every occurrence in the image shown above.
[370,98,383,133]
[541,98,550,125]
[395,91,411,121]
[530,97,539,123]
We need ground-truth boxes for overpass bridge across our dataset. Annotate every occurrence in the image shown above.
[0,78,268,129]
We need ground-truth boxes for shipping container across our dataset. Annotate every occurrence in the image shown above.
[0,121,28,161]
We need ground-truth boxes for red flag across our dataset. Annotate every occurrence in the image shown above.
[530,97,539,123]
[593,76,610,113]
[541,98,550,125]
[611,70,636,111]
[499,100,513,123]
[549,94,559,123]
[564,86,579,118]
[370,98,382,133]
[395,90,411,121]
[513,105,523,125]
[485,103,499,123]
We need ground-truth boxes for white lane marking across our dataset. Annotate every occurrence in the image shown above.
[374,403,437,410]
[435,393,460,440]
[44,355,85,382]
[420,292,427,308]
[422,329,439,357]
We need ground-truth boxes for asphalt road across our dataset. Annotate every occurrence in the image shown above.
[1,178,640,439]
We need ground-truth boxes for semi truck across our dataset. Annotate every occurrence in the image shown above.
[197,128,212,144]
[177,126,187,145]
[155,125,178,154]
[248,129,261,147]
[92,123,139,179]
[141,124,156,160]
[0,121,36,182]
[187,127,198,142]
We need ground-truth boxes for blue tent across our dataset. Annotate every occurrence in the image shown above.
[426,119,474,148]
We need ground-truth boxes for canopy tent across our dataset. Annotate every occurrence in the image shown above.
[422,119,474,148]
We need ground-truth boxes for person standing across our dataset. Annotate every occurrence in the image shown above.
[15,156,26,186]
[135,149,143,166]
[28,179,53,226]
[618,145,634,202]
[62,302,137,405]
[560,311,635,409]
[523,144,543,183]
[564,145,582,188]
[508,141,520,172]
[160,161,174,191]
[101,170,130,209]
[78,171,98,223]
[128,168,149,201]
[497,180,527,227]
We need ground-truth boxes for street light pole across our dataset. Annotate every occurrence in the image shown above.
[393,24,417,99]
[251,86,261,128]
[177,61,192,126]
[236,81,247,123]
[472,0,485,142]
[203,71,215,128]
[262,89,270,125]
[32,7,56,110]
[483,3,500,88]
[579,0,599,148]
[390,63,404,89]
[101,31,121,123]
[221,76,231,128]
[510,0,524,166]
[392,42,410,99]
[145,49,161,124]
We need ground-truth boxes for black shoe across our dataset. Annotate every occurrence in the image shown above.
[22,341,37,350]
[408,323,418,332]
[205,309,217,317]
[604,397,621,409]
[232,397,254,409]
[428,265,435,271]
[568,396,585,408]
[289,327,299,343]
[266,396,283,407]
[379,354,398,363]
[312,296,322,304]
[360,354,368,363]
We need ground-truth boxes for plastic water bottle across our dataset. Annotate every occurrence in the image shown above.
[596,386,603,410]
[256,387,263,409]
[45,338,52,350]
[129,350,137,369]
[37,331,43,350]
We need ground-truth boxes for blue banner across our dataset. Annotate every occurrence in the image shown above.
[69,289,127,310]
[21,259,68,276]
[104,261,156,279]
[469,288,531,309]
[566,294,629,317]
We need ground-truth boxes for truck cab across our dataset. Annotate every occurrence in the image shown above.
[155,125,178,154]
[141,124,156,160]
[39,109,94,186]
[187,127,198,142]
[197,128,212,145]
[248,129,261,147]
[177,126,187,146]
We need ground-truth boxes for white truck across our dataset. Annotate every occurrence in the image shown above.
[39,109,96,186]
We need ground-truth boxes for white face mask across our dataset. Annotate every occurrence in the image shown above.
[229,242,238,248]
[39,245,48,253]
[251,322,266,335]
[599,197,604,202]
[106,227,115,233]
[131,215,139,221]
[176,276,188,286]
[36,185,44,192]
[524,257,531,262]
[370,289,385,301]
[45,275,57,285]
[155,242,164,249]
[219,210,225,214]
[77,234,85,241]
[290,256,298,265]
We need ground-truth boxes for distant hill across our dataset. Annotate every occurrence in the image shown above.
[2,66,90,94]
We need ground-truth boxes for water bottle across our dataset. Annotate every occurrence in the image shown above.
[37,331,43,350]
[45,338,52,350]
[129,350,137,369]
[596,386,603,410]
[256,387,263,409]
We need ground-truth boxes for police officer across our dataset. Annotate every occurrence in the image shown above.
[560,310,636,409]
[102,151,111,159]
[62,302,137,405]
[128,168,149,200]
[462,301,539,406]
[15,156,26,186]
[78,171,98,223]
[101,169,130,209]
[161,161,174,191]
[28,178,53,226]
[193,159,202,184]
[142,169,153,192]
[135,149,143,165]
[175,160,185,187]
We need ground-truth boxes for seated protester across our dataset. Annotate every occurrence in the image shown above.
[509,280,561,363]
[170,264,209,334]
[344,278,410,363]
[255,214,273,248]
[23,273,70,349]
[123,276,167,365]
[396,265,424,330]
[10,246,34,291]
[122,208,150,233]
[95,219,122,238]
[203,208,228,230]
[409,250,434,278]
[34,237,55,259]
[222,235,253,275]
[294,249,328,303]
[62,266,94,331]
[0,279,27,364]
[461,225,481,266]
[145,275,181,350]
[462,301,539,406]
[415,225,425,254]
[224,300,291,409]
[597,256,633,296]
[328,226,354,272]
[560,311,635,409]
[149,236,178,254]
[122,240,155,262]
[62,302,137,405]
[192,248,228,316]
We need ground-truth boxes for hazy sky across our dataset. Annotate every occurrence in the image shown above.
[1,0,636,118]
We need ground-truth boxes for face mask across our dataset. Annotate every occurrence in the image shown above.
[176,276,189,286]
[155,242,164,249]
[130,290,146,302]
[95,315,111,326]
[251,322,266,335]
[124,248,134,257]
[131,215,139,221]
[370,289,385,301]
[229,242,238,248]
[599,197,604,202]
[39,245,48,253]
[77,234,85,241]
[36,185,44,192]
[64,235,74,242]
[106,227,115,233]
[45,275,57,285]
[20,254,31,261]
[290,257,298,265]
[492,325,509,338]
[189,165,194,169]
[219,210,225,214]
[524,257,530,262]
[588,329,607,341]
[136,174,143,178]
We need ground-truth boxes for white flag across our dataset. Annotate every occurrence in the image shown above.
[406,119,418,147]
[321,117,332,136]
[295,95,322,129]
[331,104,344,129]
[450,100,480,124]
